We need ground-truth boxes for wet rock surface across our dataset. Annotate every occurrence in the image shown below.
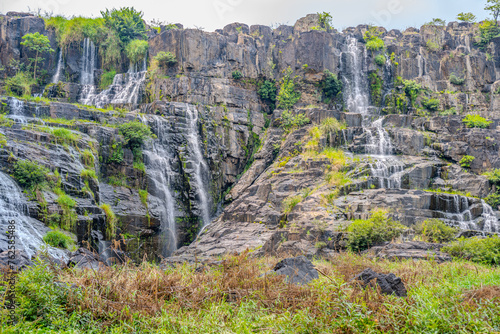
[353,268,407,297]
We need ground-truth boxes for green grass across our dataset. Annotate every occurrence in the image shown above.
[100,203,117,239]
[1,252,499,333]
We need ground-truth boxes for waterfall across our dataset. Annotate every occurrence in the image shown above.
[0,172,68,261]
[80,38,96,85]
[416,54,424,77]
[185,104,211,230]
[7,97,28,124]
[51,50,64,84]
[142,115,178,255]
[365,117,393,155]
[80,57,147,108]
[369,157,405,189]
[341,37,369,115]
[480,200,500,233]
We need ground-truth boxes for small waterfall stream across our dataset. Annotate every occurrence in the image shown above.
[0,172,68,261]
[80,38,96,86]
[80,57,147,108]
[185,104,211,230]
[142,115,178,255]
[51,50,64,84]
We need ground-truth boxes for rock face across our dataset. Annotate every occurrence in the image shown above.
[0,250,33,270]
[363,241,452,263]
[1,12,500,263]
[270,256,319,285]
[354,268,407,297]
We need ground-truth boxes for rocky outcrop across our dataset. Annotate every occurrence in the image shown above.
[353,268,407,297]
[268,256,319,285]
[363,241,452,263]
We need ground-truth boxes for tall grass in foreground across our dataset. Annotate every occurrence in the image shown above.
[1,251,499,333]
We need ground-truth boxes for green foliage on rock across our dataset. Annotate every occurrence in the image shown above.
[43,230,74,249]
[374,54,386,66]
[232,70,242,80]
[100,203,117,239]
[277,67,301,110]
[443,235,500,265]
[101,7,147,46]
[152,51,177,69]
[484,169,500,185]
[459,155,475,168]
[317,11,333,30]
[125,39,148,64]
[20,32,54,79]
[449,73,465,85]
[280,110,310,133]
[425,18,446,26]
[403,79,421,107]
[485,192,500,208]
[368,72,383,106]
[363,26,384,51]
[476,20,500,48]
[100,70,116,90]
[118,121,154,162]
[319,70,342,103]
[485,0,500,25]
[457,12,477,23]
[4,72,36,96]
[258,80,277,109]
[346,209,407,252]
[13,160,49,189]
[414,219,458,243]
[462,114,492,128]
[421,97,439,111]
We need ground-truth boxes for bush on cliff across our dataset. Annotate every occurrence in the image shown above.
[277,67,301,110]
[462,114,492,129]
[43,230,74,249]
[4,72,36,97]
[101,7,147,46]
[346,209,407,252]
[414,219,458,243]
[118,121,154,162]
[258,80,277,109]
[125,39,148,64]
[443,235,500,265]
[13,160,49,189]
[319,70,342,103]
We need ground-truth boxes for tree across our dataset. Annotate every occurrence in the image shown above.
[486,0,500,26]
[101,7,147,46]
[457,12,477,23]
[20,32,54,79]
[318,11,333,30]
[426,18,446,26]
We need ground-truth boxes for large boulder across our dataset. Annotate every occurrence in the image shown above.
[271,256,319,285]
[67,248,106,270]
[0,250,33,271]
[354,268,407,297]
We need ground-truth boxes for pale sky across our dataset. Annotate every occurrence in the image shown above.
[0,0,487,32]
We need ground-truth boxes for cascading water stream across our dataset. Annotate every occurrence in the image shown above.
[80,57,147,108]
[142,115,178,255]
[52,50,64,84]
[0,172,68,261]
[185,104,211,231]
[80,38,96,86]
[341,37,369,115]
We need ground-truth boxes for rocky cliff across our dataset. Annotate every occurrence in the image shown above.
[1,11,499,263]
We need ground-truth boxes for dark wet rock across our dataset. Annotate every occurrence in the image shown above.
[0,250,33,271]
[270,256,319,285]
[354,268,407,297]
[67,248,106,270]
[363,241,452,263]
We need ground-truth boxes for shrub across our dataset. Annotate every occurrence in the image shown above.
[459,155,475,168]
[319,70,342,102]
[421,97,439,111]
[232,70,242,80]
[485,192,500,208]
[403,80,421,106]
[369,72,383,106]
[414,219,458,243]
[4,71,36,96]
[282,195,303,216]
[425,18,446,26]
[15,259,71,326]
[99,70,116,90]
[43,230,74,249]
[13,160,48,189]
[101,7,147,46]
[426,40,441,52]
[317,11,333,30]
[320,117,345,136]
[277,67,301,110]
[346,209,407,252]
[457,12,477,23]
[374,55,386,66]
[100,203,118,239]
[258,80,277,108]
[56,193,77,231]
[442,236,500,265]
[366,38,384,51]
[118,121,154,161]
[153,51,177,67]
[280,110,310,132]
[125,39,148,64]
[484,169,500,185]
[476,20,500,49]
[363,26,384,51]
[139,189,148,207]
[462,114,492,128]
[80,168,97,180]
[449,73,465,85]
